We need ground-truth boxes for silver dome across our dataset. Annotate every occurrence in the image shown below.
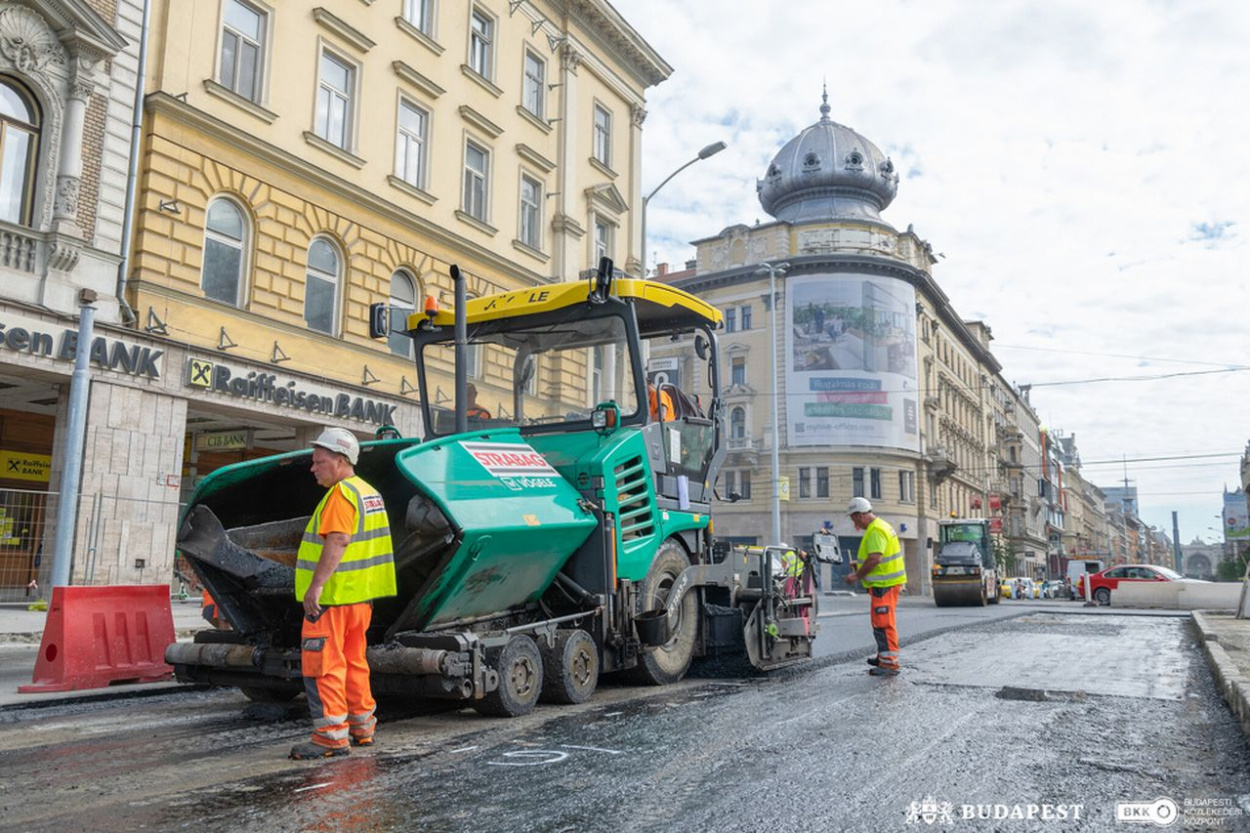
[757,92,900,224]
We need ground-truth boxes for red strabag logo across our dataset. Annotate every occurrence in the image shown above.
[461,441,558,477]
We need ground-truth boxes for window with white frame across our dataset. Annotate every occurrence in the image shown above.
[731,356,745,387]
[463,140,489,221]
[315,51,354,150]
[899,470,915,503]
[852,466,864,498]
[522,50,544,118]
[593,217,612,263]
[816,466,829,498]
[519,174,542,250]
[739,469,752,500]
[591,346,604,401]
[592,104,611,167]
[799,467,811,499]
[0,78,40,225]
[730,406,746,440]
[395,98,427,188]
[740,305,753,330]
[304,237,340,335]
[404,0,433,34]
[725,308,736,332]
[469,8,493,79]
[202,198,248,306]
[388,270,416,357]
[220,0,266,102]
[870,467,882,500]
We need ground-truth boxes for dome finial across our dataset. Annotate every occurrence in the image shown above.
[820,80,831,122]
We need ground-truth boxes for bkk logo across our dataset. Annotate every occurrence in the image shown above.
[906,797,1085,824]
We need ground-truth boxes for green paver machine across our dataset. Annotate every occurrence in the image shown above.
[169,261,818,715]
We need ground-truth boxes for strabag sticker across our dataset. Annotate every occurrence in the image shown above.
[462,441,558,479]
[362,494,386,513]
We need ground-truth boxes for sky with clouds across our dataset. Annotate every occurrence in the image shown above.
[612,0,1250,545]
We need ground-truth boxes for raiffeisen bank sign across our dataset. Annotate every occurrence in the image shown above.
[185,357,397,426]
[0,311,165,379]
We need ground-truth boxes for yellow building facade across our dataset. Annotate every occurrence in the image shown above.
[3,0,669,589]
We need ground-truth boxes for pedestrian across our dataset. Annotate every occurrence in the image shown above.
[465,382,492,420]
[290,427,398,760]
[843,497,907,676]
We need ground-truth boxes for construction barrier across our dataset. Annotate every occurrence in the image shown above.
[19,585,176,693]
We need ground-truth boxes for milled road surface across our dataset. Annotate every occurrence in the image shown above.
[1,611,1248,832]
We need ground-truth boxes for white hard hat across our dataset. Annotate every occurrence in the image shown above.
[311,427,359,465]
[847,497,873,515]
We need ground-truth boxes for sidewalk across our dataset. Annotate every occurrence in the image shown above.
[0,598,211,708]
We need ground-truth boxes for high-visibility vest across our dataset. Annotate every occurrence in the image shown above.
[857,517,906,588]
[780,549,803,577]
[295,476,397,605]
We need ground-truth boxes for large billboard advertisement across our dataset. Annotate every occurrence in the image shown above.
[785,274,919,450]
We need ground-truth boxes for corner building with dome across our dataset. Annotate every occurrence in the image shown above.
[665,96,1053,592]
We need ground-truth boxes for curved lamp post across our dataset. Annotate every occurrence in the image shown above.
[640,140,726,278]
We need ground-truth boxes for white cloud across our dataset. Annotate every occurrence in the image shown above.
[614,0,1250,539]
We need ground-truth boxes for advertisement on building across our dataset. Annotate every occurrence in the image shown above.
[785,274,919,450]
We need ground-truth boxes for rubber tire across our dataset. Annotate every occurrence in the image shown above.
[625,541,698,686]
[539,629,599,705]
[1094,587,1111,606]
[240,686,300,703]
[474,636,543,717]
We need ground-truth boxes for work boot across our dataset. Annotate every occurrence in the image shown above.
[866,657,880,667]
[351,734,374,748]
[868,666,900,677]
[289,741,350,760]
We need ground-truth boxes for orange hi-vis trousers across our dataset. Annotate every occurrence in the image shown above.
[869,585,901,670]
[301,603,376,750]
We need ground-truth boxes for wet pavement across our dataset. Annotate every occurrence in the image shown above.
[2,612,1248,832]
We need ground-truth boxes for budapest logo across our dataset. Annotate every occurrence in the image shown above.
[906,796,955,825]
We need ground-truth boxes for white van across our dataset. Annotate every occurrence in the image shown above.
[1065,559,1104,599]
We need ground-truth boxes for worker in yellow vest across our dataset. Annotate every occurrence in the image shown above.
[290,427,397,760]
[844,497,906,676]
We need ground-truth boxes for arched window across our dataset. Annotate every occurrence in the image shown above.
[202,198,247,305]
[0,77,40,225]
[730,406,746,440]
[305,237,340,335]
[388,269,416,357]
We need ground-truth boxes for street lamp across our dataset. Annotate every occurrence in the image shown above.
[640,140,727,278]
[755,260,790,546]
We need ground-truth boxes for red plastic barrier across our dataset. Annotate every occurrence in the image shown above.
[20,585,176,693]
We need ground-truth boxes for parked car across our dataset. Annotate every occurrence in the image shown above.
[1077,563,1184,605]
[999,578,1015,599]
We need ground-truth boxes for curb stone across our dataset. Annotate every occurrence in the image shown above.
[1192,610,1250,737]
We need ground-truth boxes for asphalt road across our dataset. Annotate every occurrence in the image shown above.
[2,601,1247,832]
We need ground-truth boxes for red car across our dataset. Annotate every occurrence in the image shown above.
[1077,563,1183,605]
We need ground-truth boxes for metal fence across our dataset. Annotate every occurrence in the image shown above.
[0,486,50,603]
[0,486,190,604]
